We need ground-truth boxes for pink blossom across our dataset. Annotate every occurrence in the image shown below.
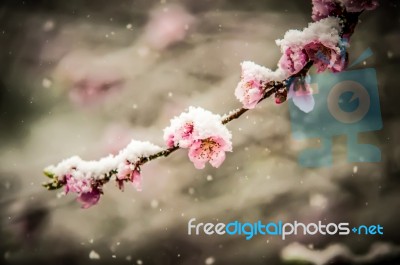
[188,137,232,169]
[55,51,125,107]
[235,61,282,109]
[304,41,346,73]
[235,79,264,109]
[117,162,142,191]
[165,122,194,148]
[68,73,123,106]
[278,42,344,75]
[312,0,378,21]
[288,76,315,113]
[64,174,92,194]
[77,188,101,209]
[45,141,163,208]
[64,174,101,208]
[276,18,345,76]
[278,48,308,77]
[131,169,142,191]
[312,0,343,21]
[163,107,233,169]
[341,0,379,12]
[166,134,175,148]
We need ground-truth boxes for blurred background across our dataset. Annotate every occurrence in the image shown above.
[0,0,399,264]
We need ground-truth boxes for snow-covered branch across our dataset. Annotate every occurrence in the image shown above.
[42,0,379,208]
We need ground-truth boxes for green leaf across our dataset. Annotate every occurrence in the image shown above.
[43,170,55,179]
[42,181,64,190]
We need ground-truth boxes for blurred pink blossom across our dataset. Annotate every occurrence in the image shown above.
[341,0,379,12]
[56,52,124,106]
[144,4,195,50]
[312,0,379,21]
[312,0,343,21]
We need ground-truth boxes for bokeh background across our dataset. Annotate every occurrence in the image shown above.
[0,0,400,264]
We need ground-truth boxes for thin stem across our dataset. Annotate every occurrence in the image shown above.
[127,62,315,167]
[222,108,249,125]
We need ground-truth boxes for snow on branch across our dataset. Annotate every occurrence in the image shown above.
[43,0,379,208]
[44,141,162,208]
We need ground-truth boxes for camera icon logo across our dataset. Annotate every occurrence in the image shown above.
[327,80,371,124]
[288,68,383,167]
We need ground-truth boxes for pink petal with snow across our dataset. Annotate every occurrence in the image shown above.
[77,189,101,209]
[131,169,142,192]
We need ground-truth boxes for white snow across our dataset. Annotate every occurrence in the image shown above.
[276,17,341,52]
[89,250,100,260]
[42,78,52,88]
[163,106,232,148]
[45,140,162,180]
[240,61,286,82]
[282,242,400,265]
[205,256,215,265]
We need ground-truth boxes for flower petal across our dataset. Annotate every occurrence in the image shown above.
[293,93,315,113]
[132,169,142,191]
[77,189,101,209]
[188,141,208,169]
[209,150,226,168]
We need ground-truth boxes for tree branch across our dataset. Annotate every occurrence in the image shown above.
[43,1,371,196]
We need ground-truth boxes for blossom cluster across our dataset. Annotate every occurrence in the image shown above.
[163,107,232,169]
[312,0,379,21]
[45,140,162,208]
[276,17,345,76]
[235,0,379,113]
[235,18,345,113]
[235,61,285,109]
